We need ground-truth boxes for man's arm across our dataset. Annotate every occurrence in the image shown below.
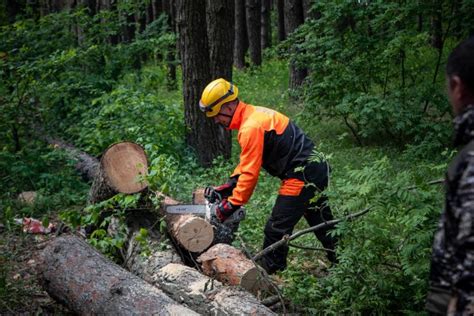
[228,126,264,206]
[452,151,474,306]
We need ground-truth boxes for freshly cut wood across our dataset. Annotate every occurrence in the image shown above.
[36,235,197,315]
[165,214,214,253]
[159,191,214,253]
[89,142,148,203]
[155,263,275,315]
[197,243,262,292]
[192,188,206,204]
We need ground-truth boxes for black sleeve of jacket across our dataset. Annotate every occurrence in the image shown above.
[453,151,474,301]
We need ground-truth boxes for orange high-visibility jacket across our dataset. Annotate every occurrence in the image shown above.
[227,101,314,206]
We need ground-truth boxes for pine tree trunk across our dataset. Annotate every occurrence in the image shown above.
[234,0,249,69]
[245,0,262,66]
[177,0,231,166]
[276,0,285,41]
[206,0,233,157]
[261,0,272,49]
[162,0,177,90]
[285,0,307,89]
[154,263,276,315]
[36,235,198,315]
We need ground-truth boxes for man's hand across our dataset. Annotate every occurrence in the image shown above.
[205,176,239,203]
[216,199,239,222]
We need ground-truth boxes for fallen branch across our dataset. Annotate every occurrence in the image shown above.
[288,243,335,253]
[253,207,372,262]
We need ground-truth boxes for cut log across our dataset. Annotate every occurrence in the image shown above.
[159,192,214,253]
[36,235,197,315]
[192,188,206,204]
[165,214,214,253]
[155,263,275,315]
[89,142,148,203]
[191,187,238,246]
[197,243,263,293]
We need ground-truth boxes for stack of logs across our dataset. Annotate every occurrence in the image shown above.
[35,142,274,315]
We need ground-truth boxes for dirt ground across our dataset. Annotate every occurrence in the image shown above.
[0,226,70,315]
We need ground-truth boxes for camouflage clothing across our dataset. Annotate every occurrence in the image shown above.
[428,105,474,315]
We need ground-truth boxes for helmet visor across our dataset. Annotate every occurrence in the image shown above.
[199,83,234,114]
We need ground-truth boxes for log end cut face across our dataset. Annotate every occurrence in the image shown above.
[101,142,148,193]
[175,216,214,253]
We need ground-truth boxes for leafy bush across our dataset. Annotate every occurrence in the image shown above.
[285,1,463,147]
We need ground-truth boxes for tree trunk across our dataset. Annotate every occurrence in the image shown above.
[285,0,307,89]
[162,0,177,90]
[155,263,276,315]
[234,0,249,69]
[36,235,198,315]
[430,1,443,50]
[197,243,263,293]
[261,0,272,49]
[206,0,234,158]
[245,0,262,66]
[88,142,148,204]
[177,0,231,166]
[43,136,99,182]
[276,0,285,41]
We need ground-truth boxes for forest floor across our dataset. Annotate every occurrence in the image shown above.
[0,221,70,315]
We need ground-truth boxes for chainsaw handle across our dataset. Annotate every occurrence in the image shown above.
[204,186,222,203]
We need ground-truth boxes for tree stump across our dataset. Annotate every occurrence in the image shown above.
[36,235,197,315]
[89,142,148,203]
[155,263,275,315]
[197,243,262,293]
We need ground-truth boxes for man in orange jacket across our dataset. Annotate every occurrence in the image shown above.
[199,78,337,274]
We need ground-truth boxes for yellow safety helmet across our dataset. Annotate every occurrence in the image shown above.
[199,78,239,117]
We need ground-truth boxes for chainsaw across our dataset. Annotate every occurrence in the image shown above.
[164,187,246,226]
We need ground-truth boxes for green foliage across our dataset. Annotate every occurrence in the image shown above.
[286,0,465,147]
[60,193,142,260]
[0,144,88,227]
[282,155,444,313]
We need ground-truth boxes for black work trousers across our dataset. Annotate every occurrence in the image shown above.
[262,161,337,274]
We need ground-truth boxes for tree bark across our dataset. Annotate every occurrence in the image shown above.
[206,0,234,158]
[197,243,263,293]
[261,0,272,49]
[276,0,285,41]
[245,0,262,66]
[177,0,231,166]
[285,0,307,89]
[36,235,198,315]
[43,136,99,182]
[430,0,443,50]
[155,263,276,315]
[162,0,177,90]
[234,0,249,69]
[88,142,148,204]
